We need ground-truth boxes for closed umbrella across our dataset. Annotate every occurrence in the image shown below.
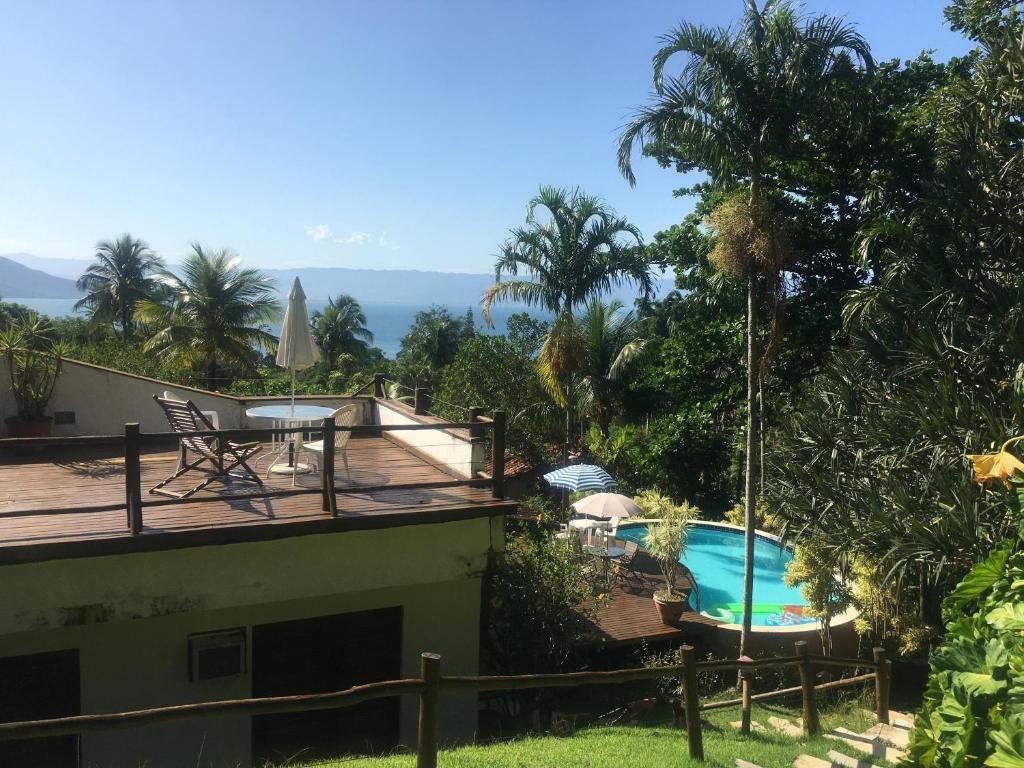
[543,464,617,492]
[572,492,640,521]
[275,277,320,413]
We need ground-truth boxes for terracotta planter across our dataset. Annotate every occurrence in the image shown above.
[653,590,689,626]
[5,416,53,452]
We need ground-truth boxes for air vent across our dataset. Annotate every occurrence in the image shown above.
[188,628,246,681]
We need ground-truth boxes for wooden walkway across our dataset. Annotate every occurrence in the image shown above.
[0,435,513,564]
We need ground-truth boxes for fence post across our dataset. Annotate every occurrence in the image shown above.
[795,641,820,737]
[467,407,483,440]
[373,373,386,398]
[125,423,143,535]
[414,388,430,415]
[873,646,891,725]
[491,409,506,499]
[417,652,441,768]
[681,644,704,760]
[320,416,337,515]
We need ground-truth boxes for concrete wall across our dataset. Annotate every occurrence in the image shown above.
[0,518,495,767]
[374,399,484,479]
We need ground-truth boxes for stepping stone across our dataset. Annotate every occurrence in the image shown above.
[730,719,766,733]
[736,760,765,768]
[768,715,804,738]
[793,755,831,768]
[888,710,915,729]
[826,727,905,763]
[863,722,910,749]
[827,750,878,768]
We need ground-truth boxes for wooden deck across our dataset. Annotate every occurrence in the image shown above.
[0,435,514,564]
[586,549,719,647]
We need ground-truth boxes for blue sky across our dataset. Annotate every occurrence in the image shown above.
[0,0,973,273]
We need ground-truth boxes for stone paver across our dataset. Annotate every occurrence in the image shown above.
[826,749,879,768]
[826,727,905,763]
[768,715,804,738]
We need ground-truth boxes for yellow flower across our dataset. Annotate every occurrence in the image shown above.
[968,436,1024,485]
[490,597,503,610]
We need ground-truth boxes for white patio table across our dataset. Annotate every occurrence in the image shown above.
[245,404,336,484]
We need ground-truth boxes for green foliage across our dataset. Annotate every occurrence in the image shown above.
[0,313,70,420]
[393,305,474,391]
[74,234,164,336]
[905,511,1024,767]
[480,536,596,675]
[309,294,374,375]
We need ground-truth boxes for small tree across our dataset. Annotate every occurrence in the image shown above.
[0,313,70,423]
[642,500,699,600]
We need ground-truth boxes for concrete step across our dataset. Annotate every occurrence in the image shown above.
[888,710,915,729]
[826,727,905,763]
[768,715,804,738]
[736,760,765,768]
[793,755,831,768]
[826,749,880,768]
[863,721,910,749]
[730,719,766,733]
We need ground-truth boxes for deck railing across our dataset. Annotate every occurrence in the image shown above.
[0,641,893,766]
[0,406,507,533]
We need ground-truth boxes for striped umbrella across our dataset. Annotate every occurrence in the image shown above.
[543,464,617,492]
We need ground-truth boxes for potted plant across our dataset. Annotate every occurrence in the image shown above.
[1,314,69,438]
[642,499,698,625]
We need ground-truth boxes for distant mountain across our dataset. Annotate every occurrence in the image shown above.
[1,254,671,307]
[0,257,82,299]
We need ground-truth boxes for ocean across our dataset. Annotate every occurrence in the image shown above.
[4,298,551,359]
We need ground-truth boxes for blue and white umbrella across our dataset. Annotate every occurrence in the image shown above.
[543,464,617,492]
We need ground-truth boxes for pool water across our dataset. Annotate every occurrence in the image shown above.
[617,523,815,627]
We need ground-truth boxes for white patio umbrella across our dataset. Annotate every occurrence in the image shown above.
[275,277,320,413]
[571,492,640,521]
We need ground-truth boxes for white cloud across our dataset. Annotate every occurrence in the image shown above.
[336,231,371,245]
[378,232,399,250]
[305,224,332,241]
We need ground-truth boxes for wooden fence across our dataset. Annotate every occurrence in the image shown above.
[0,404,507,531]
[0,641,892,767]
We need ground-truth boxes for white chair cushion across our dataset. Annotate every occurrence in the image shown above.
[304,439,325,453]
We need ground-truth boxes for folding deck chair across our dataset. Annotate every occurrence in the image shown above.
[150,395,263,498]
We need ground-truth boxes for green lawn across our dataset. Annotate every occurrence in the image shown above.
[294,701,895,768]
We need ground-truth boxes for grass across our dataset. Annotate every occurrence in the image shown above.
[292,699,897,768]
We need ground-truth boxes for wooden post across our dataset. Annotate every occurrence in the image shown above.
[467,407,483,440]
[873,646,890,725]
[680,644,704,760]
[125,423,143,535]
[491,409,506,499]
[320,416,337,515]
[739,662,753,736]
[414,388,430,415]
[417,652,441,768]
[373,373,386,398]
[796,641,820,737]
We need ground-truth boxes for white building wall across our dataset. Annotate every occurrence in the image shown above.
[374,399,484,479]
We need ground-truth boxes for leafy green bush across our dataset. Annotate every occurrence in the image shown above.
[906,509,1024,767]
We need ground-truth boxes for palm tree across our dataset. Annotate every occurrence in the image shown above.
[484,186,654,459]
[136,244,281,389]
[310,295,374,373]
[617,0,873,659]
[74,234,164,336]
[544,299,648,436]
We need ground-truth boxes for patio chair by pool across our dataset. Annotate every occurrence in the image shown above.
[163,390,219,430]
[304,404,359,482]
[150,395,263,498]
[612,540,647,586]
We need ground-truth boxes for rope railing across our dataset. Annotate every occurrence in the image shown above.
[0,643,894,767]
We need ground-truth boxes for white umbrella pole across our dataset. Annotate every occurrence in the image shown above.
[290,368,296,415]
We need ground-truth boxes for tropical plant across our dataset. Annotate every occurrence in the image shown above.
[485,186,653,459]
[74,234,164,336]
[393,306,475,391]
[643,501,699,599]
[618,0,873,659]
[310,294,374,373]
[0,313,70,422]
[135,244,281,390]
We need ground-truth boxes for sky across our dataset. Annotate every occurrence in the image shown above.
[0,0,974,273]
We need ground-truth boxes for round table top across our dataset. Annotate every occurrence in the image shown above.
[568,518,599,529]
[584,545,626,559]
[245,404,337,421]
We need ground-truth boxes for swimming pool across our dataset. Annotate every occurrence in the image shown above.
[617,522,815,627]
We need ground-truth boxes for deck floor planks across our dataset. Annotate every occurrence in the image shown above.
[0,435,509,557]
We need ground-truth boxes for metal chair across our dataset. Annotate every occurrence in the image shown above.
[611,540,647,586]
[304,404,359,482]
[150,395,262,498]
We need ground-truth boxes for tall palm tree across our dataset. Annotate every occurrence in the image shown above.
[484,186,654,459]
[136,244,281,390]
[74,234,164,336]
[618,0,873,659]
[310,294,374,372]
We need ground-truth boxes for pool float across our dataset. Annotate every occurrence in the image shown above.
[700,606,736,623]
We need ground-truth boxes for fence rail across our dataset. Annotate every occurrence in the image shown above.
[0,401,508,534]
[0,642,892,767]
